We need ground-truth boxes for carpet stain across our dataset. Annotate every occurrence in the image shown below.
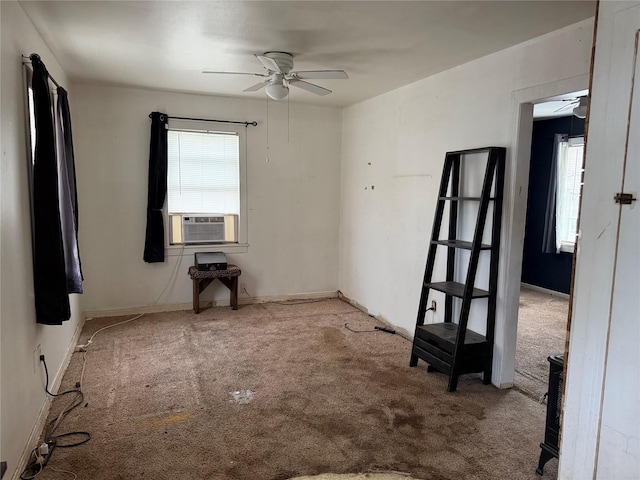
[148,411,195,426]
[388,398,414,411]
[392,412,424,431]
[362,406,387,424]
[443,420,477,437]
[439,398,486,421]
[321,326,346,347]
[43,301,554,480]
[461,403,486,420]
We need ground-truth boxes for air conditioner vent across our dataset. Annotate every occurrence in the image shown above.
[182,216,225,243]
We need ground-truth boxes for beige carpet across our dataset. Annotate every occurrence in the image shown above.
[515,286,569,401]
[291,474,421,480]
[35,298,556,480]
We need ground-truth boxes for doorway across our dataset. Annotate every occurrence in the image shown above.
[514,91,587,400]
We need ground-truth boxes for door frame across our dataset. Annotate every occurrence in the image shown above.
[493,74,590,388]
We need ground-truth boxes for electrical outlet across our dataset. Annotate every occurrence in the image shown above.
[33,344,41,373]
[431,300,437,311]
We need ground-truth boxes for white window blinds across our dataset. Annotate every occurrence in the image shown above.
[556,136,584,252]
[167,130,240,215]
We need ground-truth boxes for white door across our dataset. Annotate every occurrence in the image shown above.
[595,8,640,478]
[559,2,640,479]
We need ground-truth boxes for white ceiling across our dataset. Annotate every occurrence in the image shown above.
[20,1,596,108]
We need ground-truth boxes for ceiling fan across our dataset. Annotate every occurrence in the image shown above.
[203,51,348,100]
[554,96,588,118]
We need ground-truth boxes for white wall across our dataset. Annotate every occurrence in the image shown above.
[560,2,640,479]
[72,85,342,314]
[339,19,593,384]
[1,2,83,478]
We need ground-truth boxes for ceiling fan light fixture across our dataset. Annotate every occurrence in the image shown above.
[265,82,289,100]
[203,51,348,99]
[573,96,588,118]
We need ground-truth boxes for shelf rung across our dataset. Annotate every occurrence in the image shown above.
[445,146,504,156]
[432,239,492,250]
[424,281,490,298]
[416,322,487,347]
[439,196,495,201]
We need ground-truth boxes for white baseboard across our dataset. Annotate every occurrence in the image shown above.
[498,382,514,390]
[13,316,85,480]
[520,282,570,299]
[83,302,194,320]
[237,290,337,305]
[83,291,339,320]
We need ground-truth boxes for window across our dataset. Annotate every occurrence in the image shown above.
[555,136,584,253]
[27,82,36,164]
[25,72,37,225]
[166,124,247,249]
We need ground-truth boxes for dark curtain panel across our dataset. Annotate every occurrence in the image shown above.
[30,54,70,324]
[542,134,567,254]
[56,87,83,293]
[143,112,169,263]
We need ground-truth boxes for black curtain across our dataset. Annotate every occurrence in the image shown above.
[56,87,83,293]
[143,112,169,263]
[542,133,567,254]
[30,54,70,324]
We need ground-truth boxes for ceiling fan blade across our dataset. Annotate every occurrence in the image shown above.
[243,80,270,92]
[255,54,282,73]
[289,79,331,96]
[202,71,268,77]
[553,100,578,113]
[293,70,349,80]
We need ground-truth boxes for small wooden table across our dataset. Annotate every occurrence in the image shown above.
[188,265,241,313]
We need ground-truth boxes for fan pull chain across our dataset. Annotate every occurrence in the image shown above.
[266,95,270,162]
[287,93,290,143]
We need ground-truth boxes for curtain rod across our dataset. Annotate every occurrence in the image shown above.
[22,55,62,89]
[150,114,257,127]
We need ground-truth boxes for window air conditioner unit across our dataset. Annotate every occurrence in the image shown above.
[182,216,226,243]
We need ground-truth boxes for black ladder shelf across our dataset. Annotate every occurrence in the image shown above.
[410,146,505,392]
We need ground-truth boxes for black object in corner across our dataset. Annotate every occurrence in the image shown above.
[536,354,564,475]
[1,460,7,478]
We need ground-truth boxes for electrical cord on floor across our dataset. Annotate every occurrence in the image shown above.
[22,247,188,479]
[79,351,88,390]
[344,323,378,333]
[48,466,77,479]
[344,323,397,334]
[19,447,46,480]
[343,306,435,341]
[19,357,90,480]
[40,358,90,447]
[76,245,185,351]
[273,299,325,305]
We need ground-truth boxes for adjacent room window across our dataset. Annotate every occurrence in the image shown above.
[555,136,584,253]
[166,126,246,246]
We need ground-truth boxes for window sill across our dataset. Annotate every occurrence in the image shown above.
[166,243,249,256]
